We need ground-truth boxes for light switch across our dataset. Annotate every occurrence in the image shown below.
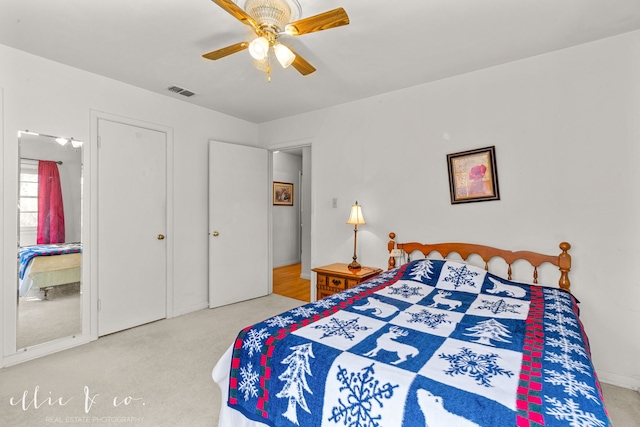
[332,198,338,208]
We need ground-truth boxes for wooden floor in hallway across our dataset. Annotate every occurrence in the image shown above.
[273,263,311,303]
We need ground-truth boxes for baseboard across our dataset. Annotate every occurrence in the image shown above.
[300,273,311,280]
[171,301,209,318]
[597,369,640,391]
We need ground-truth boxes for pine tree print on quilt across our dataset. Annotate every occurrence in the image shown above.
[276,343,315,425]
[408,259,435,282]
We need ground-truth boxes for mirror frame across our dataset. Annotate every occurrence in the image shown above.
[2,130,91,366]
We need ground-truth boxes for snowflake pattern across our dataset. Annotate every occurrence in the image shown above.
[546,336,589,359]
[238,362,259,401]
[543,288,572,303]
[313,298,337,310]
[545,300,574,314]
[545,323,583,341]
[439,347,513,387]
[314,317,371,341]
[443,264,480,289]
[476,298,523,315]
[331,291,352,301]
[407,309,451,329]
[328,363,398,427]
[290,306,318,318]
[545,396,606,427]
[266,315,295,328]
[545,312,579,328]
[544,351,591,375]
[361,274,392,288]
[544,370,599,403]
[388,283,424,299]
[409,260,435,282]
[243,327,269,357]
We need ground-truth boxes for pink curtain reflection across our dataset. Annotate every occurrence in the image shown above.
[37,161,65,244]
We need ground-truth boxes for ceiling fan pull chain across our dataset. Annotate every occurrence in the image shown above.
[266,55,272,82]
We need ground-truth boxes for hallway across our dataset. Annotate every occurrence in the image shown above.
[272,263,310,302]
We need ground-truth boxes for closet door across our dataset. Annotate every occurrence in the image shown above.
[97,119,167,336]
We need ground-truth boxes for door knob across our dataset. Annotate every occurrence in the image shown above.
[212,231,219,237]
[157,234,165,240]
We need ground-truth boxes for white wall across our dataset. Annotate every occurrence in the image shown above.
[259,31,640,390]
[1,44,258,363]
[272,152,302,267]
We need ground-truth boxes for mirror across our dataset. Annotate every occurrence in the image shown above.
[17,131,83,350]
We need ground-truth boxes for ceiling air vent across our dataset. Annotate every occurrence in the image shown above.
[167,85,197,97]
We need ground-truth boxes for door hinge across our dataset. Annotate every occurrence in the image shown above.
[98,299,102,311]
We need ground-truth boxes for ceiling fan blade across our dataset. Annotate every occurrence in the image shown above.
[285,7,349,36]
[288,48,316,75]
[211,0,258,30]
[202,42,249,60]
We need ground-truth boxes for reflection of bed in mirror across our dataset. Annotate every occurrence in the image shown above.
[18,243,82,299]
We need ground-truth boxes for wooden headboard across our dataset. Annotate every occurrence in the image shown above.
[387,232,572,292]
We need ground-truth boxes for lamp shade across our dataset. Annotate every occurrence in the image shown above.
[274,43,295,68]
[346,201,366,225]
[248,37,269,60]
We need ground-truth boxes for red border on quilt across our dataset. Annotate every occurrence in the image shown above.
[229,264,408,419]
[515,286,545,427]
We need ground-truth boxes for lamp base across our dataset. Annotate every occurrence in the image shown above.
[348,260,361,270]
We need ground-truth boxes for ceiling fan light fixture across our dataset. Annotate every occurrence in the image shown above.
[248,36,269,60]
[240,0,301,29]
[274,43,295,68]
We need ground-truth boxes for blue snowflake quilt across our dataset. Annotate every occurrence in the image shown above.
[18,242,82,279]
[226,259,611,427]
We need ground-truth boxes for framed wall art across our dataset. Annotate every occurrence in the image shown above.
[273,181,294,206]
[447,146,500,204]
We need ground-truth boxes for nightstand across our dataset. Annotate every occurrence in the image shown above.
[312,263,383,299]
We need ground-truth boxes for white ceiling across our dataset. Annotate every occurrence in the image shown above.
[1,0,639,124]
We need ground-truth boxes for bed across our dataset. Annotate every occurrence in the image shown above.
[212,233,610,427]
[18,243,82,298]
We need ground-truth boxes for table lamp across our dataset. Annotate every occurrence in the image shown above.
[346,201,366,269]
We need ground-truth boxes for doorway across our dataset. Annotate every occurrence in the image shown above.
[272,147,311,302]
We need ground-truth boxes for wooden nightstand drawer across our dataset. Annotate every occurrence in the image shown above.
[327,276,345,288]
[317,275,327,286]
[312,263,383,300]
[345,278,359,289]
[318,281,344,294]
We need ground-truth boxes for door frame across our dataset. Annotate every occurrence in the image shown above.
[267,138,316,301]
[89,111,174,340]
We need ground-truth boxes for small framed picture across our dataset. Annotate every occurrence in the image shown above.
[273,182,294,206]
[447,146,500,204]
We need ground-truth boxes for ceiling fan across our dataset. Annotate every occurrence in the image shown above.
[202,0,349,78]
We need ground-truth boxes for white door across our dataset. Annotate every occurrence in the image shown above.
[97,119,167,336]
[209,141,269,308]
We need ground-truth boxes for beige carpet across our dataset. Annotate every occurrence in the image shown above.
[17,282,82,349]
[1,293,638,426]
